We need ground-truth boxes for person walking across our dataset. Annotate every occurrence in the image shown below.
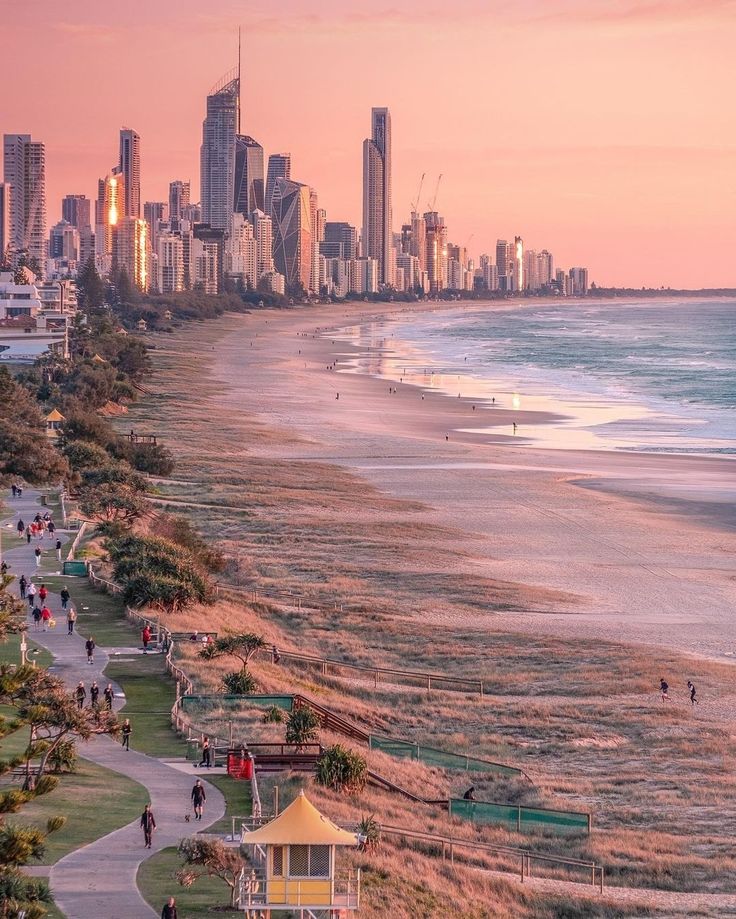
[90,681,100,708]
[38,584,48,605]
[48,520,55,536]
[55,539,62,562]
[198,736,212,768]
[191,779,206,820]
[687,680,698,705]
[40,606,52,631]
[18,575,27,600]
[16,518,25,537]
[140,804,156,848]
[60,587,70,610]
[104,684,115,710]
[141,624,152,653]
[75,682,86,709]
[161,897,178,919]
[32,607,42,631]
[121,718,132,750]
[34,546,41,568]
[660,678,670,702]
[25,527,31,544]
[66,607,77,635]
[27,582,37,607]
[85,636,95,664]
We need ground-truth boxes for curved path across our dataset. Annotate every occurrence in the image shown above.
[2,490,226,919]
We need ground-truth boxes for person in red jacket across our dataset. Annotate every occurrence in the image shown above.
[38,584,48,604]
[40,606,52,630]
[142,625,152,653]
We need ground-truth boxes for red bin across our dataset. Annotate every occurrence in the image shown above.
[241,756,253,779]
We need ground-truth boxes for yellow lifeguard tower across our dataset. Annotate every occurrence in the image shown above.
[45,409,65,439]
[239,791,361,916]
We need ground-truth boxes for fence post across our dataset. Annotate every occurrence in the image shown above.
[229,720,233,747]
[517,805,521,833]
[274,786,279,816]
[414,743,419,761]
[520,854,524,882]
[427,676,431,690]
[479,680,483,697]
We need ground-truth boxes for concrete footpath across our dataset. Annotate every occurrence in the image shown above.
[2,489,226,919]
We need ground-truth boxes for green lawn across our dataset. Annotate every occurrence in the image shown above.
[36,576,135,648]
[0,631,54,668]
[105,654,185,758]
[202,773,252,835]
[9,756,148,864]
[137,846,242,918]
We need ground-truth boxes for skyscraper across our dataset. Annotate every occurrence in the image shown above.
[200,71,239,231]
[3,134,47,271]
[168,180,190,231]
[0,183,9,261]
[362,107,392,287]
[321,222,358,260]
[112,216,150,291]
[265,154,291,217]
[144,201,168,263]
[251,209,274,277]
[119,128,141,219]
[62,194,91,231]
[234,136,264,217]
[96,171,124,267]
[271,178,312,294]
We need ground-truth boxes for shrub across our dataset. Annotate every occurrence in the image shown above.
[285,706,321,750]
[315,744,367,794]
[357,814,381,852]
[222,670,257,695]
[262,706,284,724]
[48,740,78,774]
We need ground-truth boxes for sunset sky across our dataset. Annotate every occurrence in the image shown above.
[3,0,735,288]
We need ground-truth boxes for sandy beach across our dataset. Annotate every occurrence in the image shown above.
[197,300,736,663]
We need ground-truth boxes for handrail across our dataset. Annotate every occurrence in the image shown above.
[263,646,483,695]
[378,823,604,892]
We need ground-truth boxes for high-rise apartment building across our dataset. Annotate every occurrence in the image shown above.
[62,194,91,231]
[321,222,357,260]
[168,181,190,231]
[362,107,392,287]
[95,170,124,268]
[144,201,168,259]
[569,267,589,296]
[0,183,10,261]
[119,128,141,219]
[112,216,150,291]
[226,213,257,287]
[271,178,312,294]
[513,236,524,291]
[424,212,447,292]
[265,154,291,218]
[251,209,273,277]
[200,72,239,231]
[157,234,184,293]
[3,134,47,272]
[49,220,79,261]
[234,136,264,217]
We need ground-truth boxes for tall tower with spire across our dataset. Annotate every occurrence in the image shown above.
[200,65,239,231]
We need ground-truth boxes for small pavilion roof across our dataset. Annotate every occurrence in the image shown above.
[241,792,359,846]
[45,409,65,422]
[91,353,107,363]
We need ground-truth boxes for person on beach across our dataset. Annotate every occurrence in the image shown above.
[75,682,86,709]
[17,518,24,536]
[122,718,132,750]
[90,681,99,708]
[191,779,206,820]
[34,546,41,568]
[56,539,62,561]
[40,606,52,630]
[687,681,698,705]
[161,897,178,919]
[85,636,95,664]
[141,624,152,653]
[660,678,670,702]
[27,582,36,607]
[104,683,115,710]
[60,586,70,609]
[67,607,77,634]
[38,584,48,605]
[140,804,156,848]
[19,575,27,599]
[512,422,517,434]
[198,736,212,768]
[32,607,42,630]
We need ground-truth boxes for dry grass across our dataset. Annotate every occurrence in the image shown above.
[113,321,736,914]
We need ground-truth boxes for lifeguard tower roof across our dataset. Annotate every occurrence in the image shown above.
[241,792,358,846]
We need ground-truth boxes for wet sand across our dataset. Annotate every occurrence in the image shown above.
[181,302,736,663]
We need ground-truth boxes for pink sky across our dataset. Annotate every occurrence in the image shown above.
[2,0,735,287]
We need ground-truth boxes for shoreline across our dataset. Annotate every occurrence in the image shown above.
[145,302,736,663]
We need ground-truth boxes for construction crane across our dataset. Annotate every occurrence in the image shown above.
[410,173,425,215]
[428,174,443,212]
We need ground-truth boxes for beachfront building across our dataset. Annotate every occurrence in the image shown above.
[569,266,589,296]
[119,128,141,219]
[112,217,150,292]
[234,135,264,217]
[239,791,360,914]
[362,107,393,287]
[0,272,69,362]
[272,178,312,294]
[265,153,291,217]
[200,71,239,231]
[226,213,257,288]
[157,234,185,293]
[250,209,273,277]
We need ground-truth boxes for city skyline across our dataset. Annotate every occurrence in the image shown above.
[2,0,735,288]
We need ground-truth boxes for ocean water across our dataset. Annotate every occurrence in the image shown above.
[334,299,736,454]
